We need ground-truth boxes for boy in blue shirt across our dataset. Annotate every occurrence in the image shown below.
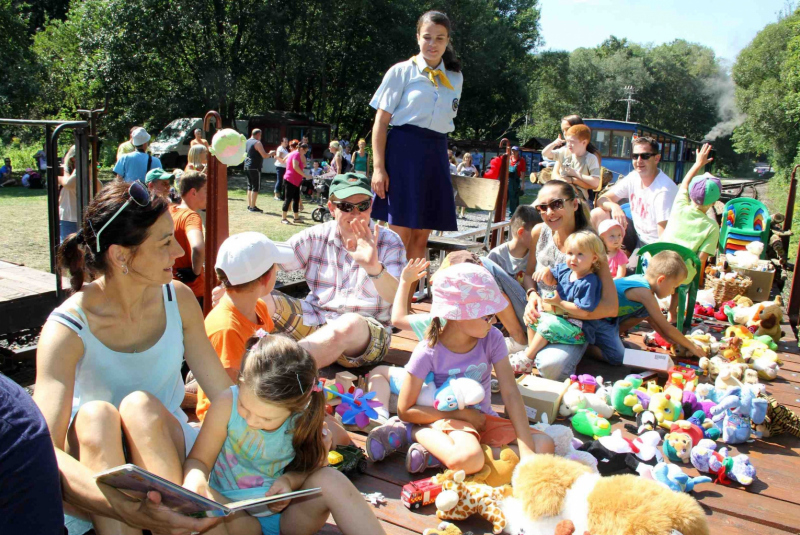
[583,250,706,364]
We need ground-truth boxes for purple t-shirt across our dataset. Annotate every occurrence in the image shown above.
[405,328,508,416]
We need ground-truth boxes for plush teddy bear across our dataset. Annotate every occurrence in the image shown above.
[467,445,520,488]
[558,382,614,419]
[499,454,709,535]
[433,470,510,534]
[710,386,768,443]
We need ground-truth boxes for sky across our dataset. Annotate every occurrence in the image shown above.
[538,0,789,63]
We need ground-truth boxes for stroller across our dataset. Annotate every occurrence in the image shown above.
[311,175,334,222]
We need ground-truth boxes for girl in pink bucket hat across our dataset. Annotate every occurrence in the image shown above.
[365,263,554,474]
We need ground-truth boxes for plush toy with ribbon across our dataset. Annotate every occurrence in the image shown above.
[690,439,756,486]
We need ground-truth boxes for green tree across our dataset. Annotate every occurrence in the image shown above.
[0,0,36,119]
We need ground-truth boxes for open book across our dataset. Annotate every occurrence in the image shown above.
[95,464,321,518]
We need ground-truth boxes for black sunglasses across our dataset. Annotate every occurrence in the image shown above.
[632,152,658,161]
[333,199,372,213]
[534,198,567,213]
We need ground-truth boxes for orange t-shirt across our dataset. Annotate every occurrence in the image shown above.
[169,205,205,297]
[195,296,273,421]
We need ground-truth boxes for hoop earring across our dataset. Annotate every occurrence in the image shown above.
[122,264,129,275]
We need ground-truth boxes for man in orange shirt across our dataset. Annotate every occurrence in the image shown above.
[170,171,207,307]
[195,232,294,421]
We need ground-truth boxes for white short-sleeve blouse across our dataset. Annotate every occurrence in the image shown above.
[370,56,463,135]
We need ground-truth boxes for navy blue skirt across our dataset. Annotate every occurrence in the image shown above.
[372,124,457,231]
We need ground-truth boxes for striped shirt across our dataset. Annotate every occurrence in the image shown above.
[278,220,406,326]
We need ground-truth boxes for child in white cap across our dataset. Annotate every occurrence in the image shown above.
[365,263,554,474]
[195,232,294,421]
[598,218,628,279]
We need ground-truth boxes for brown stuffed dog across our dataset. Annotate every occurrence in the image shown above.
[500,454,709,535]
[753,297,783,343]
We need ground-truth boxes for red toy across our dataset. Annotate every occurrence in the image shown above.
[667,365,698,389]
[569,374,598,394]
[714,300,735,321]
[401,477,443,510]
[694,304,714,317]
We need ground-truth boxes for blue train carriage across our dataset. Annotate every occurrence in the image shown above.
[582,119,702,184]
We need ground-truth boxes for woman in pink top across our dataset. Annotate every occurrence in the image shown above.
[282,141,310,224]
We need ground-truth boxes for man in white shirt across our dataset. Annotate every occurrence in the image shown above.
[591,136,677,250]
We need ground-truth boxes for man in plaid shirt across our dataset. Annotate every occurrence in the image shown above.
[268,173,406,368]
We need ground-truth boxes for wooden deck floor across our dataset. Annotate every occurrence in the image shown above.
[324,302,800,535]
[0,260,64,335]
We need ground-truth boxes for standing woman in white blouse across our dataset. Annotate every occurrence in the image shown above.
[370,10,463,269]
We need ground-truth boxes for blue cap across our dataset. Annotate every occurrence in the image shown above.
[512,146,520,151]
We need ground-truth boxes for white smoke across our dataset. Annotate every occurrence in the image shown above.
[704,65,746,141]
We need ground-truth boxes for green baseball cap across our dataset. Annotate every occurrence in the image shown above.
[329,173,372,199]
[145,168,175,184]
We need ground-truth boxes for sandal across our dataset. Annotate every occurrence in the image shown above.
[366,416,409,462]
[509,351,535,374]
[406,443,442,474]
[281,219,290,225]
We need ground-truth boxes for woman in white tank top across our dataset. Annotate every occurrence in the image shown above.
[33,181,231,534]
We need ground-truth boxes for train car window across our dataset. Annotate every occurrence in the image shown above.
[591,129,610,157]
[310,127,329,145]
[610,131,632,158]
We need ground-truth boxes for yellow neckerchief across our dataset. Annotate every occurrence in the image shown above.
[412,55,454,91]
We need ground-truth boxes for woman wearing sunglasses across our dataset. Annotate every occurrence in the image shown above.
[516,181,619,381]
[33,181,232,534]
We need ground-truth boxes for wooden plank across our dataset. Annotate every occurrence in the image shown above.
[703,509,797,535]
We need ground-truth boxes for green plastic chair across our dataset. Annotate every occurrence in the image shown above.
[719,198,771,259]
[635,242,701,334]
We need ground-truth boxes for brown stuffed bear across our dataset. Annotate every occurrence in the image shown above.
[467,446,520,488]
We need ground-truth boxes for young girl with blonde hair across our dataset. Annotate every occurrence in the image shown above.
[183,335,385,535]
[510,230,605,373]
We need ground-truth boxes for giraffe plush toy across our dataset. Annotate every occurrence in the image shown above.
[433,469,510,534]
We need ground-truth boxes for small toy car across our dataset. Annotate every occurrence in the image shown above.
[401,477,443,510]
[327,445,367,475]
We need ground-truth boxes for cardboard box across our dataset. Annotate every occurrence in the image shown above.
[623,348,674,373]
[732,267,775,301]
[515,375,570,423]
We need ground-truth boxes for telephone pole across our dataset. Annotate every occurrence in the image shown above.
[619,86,638,122]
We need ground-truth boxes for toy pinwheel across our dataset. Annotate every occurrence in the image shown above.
[325,385,383,428]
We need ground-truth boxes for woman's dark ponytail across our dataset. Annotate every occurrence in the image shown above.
[442,43,461,73]
[57,231,87,292]
[417,11,461,73]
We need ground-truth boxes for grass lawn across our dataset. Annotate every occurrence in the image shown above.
[0,172,319,272]
[0,170,539,273]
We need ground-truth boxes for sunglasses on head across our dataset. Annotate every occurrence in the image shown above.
[93,180,150,253]
[632,152,658,161]
[534,198,567,213]
[332,199,372,213]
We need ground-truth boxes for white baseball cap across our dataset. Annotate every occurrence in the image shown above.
[215,232,295,285]
[597,218,623,236]
[131,127,151,146]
